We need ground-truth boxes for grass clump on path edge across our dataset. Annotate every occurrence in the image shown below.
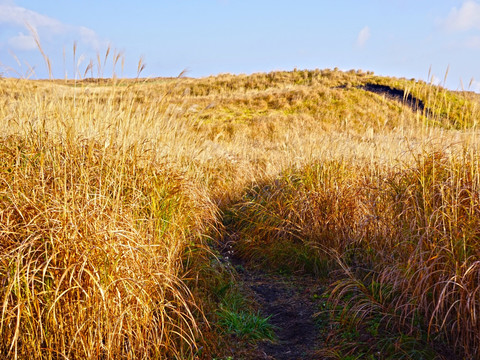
[0,131,219,359]
[225,150,480,359]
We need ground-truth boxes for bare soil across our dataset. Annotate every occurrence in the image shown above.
[238,266,325,359]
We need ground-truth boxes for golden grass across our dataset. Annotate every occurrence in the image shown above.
[1,67,480,358]
[0,78,218,359]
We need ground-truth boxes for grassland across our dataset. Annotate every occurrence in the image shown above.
[1,67,480,359]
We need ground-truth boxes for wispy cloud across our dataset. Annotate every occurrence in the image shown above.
[356,26,371,48]
[8,32,36,51]
[0,1,105,50]
[0,4,64,33]
[443,1,480,32]
[78,27,103,50]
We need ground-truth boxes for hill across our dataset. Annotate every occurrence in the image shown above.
[1,69,480,359]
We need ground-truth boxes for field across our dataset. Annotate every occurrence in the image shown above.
[1,68,480,359]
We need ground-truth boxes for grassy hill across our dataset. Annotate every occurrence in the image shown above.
[1,69,480,358]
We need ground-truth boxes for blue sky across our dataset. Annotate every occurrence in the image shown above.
[1,0,480,91]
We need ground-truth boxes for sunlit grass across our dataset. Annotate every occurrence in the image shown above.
[0,76,219,359]
[1,65,480,358]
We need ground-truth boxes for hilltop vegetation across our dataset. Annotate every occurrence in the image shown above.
[1,68,480,358]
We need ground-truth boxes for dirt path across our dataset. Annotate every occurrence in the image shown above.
[237,266,325,359]
[219,226,328,358]
[218,228,328,360]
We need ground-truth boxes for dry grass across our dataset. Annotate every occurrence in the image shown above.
[0,78,218,359]
[2,66,480,358]
[228,145,480,358]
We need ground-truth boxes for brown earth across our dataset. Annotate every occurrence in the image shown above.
[241,268,325,359]
[221,236,328,360]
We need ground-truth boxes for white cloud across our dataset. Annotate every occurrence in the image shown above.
[8,32,36,51]
[0,2,104,50]
[0,4,64,33]
[78,27,102,50]
[356,26,371,48]
[444,1,480,32]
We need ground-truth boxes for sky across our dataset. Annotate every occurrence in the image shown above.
[1,0,480,91]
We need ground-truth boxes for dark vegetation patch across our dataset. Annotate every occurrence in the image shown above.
[360,83,426,113]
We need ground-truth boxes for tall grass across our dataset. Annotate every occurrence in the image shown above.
[0,77,218,359]
[2,66,480,358]
[227,142,480,357]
